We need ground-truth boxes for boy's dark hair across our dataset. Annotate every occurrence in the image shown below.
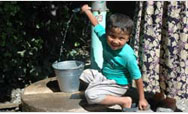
[106,13,134,35]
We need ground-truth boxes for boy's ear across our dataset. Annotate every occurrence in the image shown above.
[126,34,131,42]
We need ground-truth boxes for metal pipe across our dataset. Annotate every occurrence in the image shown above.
[91,1,108,70]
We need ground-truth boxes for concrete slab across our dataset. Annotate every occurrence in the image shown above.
[22,92,85,112]
[21,77,153,112]
[23,77,56,95]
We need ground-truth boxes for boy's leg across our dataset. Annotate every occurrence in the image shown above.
[80,69,132,108]
[80,69,103,83]
[79,69,105,90]
[80,69,106,90]
[100,95,132,108]
[85,77,131,108]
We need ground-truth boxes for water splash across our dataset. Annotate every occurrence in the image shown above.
[59,14,74,61]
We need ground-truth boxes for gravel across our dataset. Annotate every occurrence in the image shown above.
[10,88,24,104]
[0,88,24,112]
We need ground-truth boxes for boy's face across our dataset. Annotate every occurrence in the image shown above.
[107,28,130,50]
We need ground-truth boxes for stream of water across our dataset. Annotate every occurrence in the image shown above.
[58,14,74,62]
[58,8,90,62]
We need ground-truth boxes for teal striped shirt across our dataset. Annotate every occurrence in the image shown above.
[94,24,141,85]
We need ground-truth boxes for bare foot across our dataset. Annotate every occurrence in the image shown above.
[121,96,132,108]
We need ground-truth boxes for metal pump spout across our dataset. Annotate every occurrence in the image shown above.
[91,1,109,13]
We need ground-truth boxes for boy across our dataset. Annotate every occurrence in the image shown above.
[80,4,148,111]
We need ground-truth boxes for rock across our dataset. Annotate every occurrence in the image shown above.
[0,103,19,110]
[11,88,24,104]
[156,107,173,112]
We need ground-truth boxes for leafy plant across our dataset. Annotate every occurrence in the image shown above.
[0,1,91,96]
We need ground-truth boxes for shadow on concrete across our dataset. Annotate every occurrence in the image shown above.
[69,90,122,112]
[46,80,61,92]
[78,87,156,112]
[124,87,155,111]
[79,99,121,112]
[46,79,182,112]
[125,87,183,112]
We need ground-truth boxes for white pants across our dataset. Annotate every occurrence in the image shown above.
[80,69,129,104]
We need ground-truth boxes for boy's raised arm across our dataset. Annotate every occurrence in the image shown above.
[81,4,99,26]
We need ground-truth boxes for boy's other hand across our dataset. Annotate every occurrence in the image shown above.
[139,98,148,110]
